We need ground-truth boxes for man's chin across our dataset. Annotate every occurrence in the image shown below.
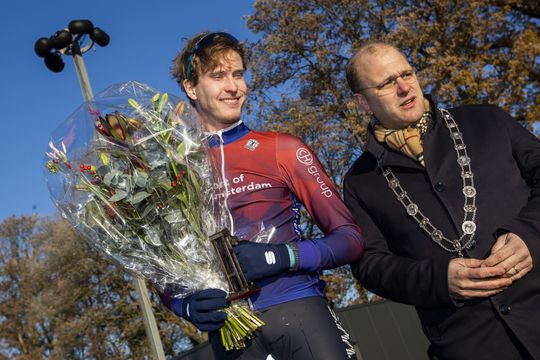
[221,112,242,123]
[402,108,425,124]
[216,118,242,129]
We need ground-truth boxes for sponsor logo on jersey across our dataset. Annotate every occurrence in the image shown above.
[296,147,333,198]
[212,173,273,199]
[265,251,276,265]
[244,139,260,151]
[296,148,313,165]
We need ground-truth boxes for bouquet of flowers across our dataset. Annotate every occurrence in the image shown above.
[44,81,263,350]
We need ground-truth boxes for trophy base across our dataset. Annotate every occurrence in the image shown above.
[210,229,261,302]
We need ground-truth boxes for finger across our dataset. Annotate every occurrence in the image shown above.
[495,246,531,275]
[244,271,257,282]
[482,246,515,267]
[450,269,512,299]
[457,258,484,268]
[199,311,227,323]
[234,256,252,274]
[460,276,513,291]
[496,255,524,275]
[233,247,245,259]
[197,313,226,331]
[197,323,224,332]
[508,256,533,279]
[194,288,227,302]
[511,263,533,281]
[484,232,531,268]
[455,287,508,299]
[196,298,228,311]
[464,265,508,279]
[198,288,228,299]
[490,233,509,254]
[482,233,512,267]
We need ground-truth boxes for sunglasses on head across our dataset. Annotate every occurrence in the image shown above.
[185,32,239,79]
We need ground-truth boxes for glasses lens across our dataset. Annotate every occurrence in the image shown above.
[401,70,416,82]
[376,70,416,95]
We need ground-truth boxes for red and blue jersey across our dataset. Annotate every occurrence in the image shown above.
[207,121,364,310]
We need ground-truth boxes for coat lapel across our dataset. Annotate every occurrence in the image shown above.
[423,107,460,182]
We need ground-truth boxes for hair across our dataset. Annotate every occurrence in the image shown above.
[171,32,247,99]
[345,42,408,94]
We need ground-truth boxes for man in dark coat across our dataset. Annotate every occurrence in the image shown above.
[343,42,539,360]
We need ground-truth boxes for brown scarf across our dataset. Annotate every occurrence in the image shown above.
[373,100,431,166]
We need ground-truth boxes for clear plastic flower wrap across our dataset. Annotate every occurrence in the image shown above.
[44,81,263,350]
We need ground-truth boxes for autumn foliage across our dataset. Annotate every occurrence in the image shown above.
[0,216,204,359]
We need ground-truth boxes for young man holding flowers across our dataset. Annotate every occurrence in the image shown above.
[160,32,364,359]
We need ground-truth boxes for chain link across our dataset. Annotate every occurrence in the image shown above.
[378,108,477,257]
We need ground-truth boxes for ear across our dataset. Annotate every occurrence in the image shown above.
[353,93,371,113]
[182,79,197,102]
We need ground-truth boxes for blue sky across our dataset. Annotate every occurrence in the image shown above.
[0,0,258,220]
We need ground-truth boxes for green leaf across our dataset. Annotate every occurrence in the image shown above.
[129,191,151,204]
[144,226,162,246]
[176,191,188,207]
[134,170,148,187]
[142,203,158,218]
[149,159,167,169]
[158,93,169,115]
[188,170,201,194]
[109,190,127,202]
[164,210,186,223]
[103,171,116,186]
[159,179,173,190]
[176,142,186,160]
[96,165,110,178]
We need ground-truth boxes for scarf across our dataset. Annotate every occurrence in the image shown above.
[373,100,431,166]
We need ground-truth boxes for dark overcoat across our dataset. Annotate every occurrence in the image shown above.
[344,100,540,360]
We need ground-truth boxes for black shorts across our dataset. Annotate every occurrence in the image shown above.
[209,296,357,360]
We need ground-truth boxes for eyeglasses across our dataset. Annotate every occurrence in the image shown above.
[358,69,417,96]
[185,32,239,79]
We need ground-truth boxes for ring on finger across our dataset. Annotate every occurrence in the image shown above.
[508,266,518,276]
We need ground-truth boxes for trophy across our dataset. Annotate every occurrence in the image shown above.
[209,229,260,301]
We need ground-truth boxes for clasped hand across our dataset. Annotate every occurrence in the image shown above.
[233,241,291,282]
[448,232,533,300]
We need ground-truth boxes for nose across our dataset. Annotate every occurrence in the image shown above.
[224,75,239,93]
[396,76,411,95]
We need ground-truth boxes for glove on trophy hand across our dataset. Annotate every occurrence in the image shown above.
[170,288,228,332]
[233,241,292,282]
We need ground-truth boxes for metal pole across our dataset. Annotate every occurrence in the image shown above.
[71,49,94,101]
[70,40,166,360]
[133,278,167,360]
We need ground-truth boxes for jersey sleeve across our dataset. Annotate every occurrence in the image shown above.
[275,133,364,271]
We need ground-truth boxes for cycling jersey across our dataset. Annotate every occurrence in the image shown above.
[207,121,364,310]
